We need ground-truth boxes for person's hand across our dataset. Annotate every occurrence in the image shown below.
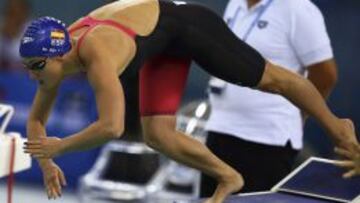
[334,145,360,179]
[38,160,67,199]
[24,137,64,159]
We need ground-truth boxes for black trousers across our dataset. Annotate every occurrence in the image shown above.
[125,0,266,88]
[200,131,299,197]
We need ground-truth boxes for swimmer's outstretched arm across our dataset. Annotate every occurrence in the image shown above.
[259,62,358,150]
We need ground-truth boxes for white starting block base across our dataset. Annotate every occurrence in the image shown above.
[0,132,31,178]
[0,103,31,178]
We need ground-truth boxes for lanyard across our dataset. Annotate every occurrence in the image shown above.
[229,0,274,41]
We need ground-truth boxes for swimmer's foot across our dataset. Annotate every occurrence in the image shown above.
[204,171,244,203]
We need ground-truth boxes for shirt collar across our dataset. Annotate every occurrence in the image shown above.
[239,0,271,12]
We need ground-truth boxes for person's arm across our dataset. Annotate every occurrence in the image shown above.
[60,66,125,153]
[306,59,338,99]
[287,0,338,120]
[258,62,357,149]
[301,59,338,121]
[59,34,129,154]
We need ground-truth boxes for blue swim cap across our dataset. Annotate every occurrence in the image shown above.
[19,16,71,58]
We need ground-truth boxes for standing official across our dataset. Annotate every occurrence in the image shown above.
[201,0,338,196]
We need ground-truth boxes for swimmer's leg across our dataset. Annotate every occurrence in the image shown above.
[142,115,243,203]
[175,2,356,170]
[139,56,243,203]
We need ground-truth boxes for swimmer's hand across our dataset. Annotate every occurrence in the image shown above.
[24,137,64,159]
[334,145,360,179]
[39,160,67,199]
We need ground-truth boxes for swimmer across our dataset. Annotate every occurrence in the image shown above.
[21,0,357,202]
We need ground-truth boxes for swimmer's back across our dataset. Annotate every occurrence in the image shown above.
[71,0,160,36]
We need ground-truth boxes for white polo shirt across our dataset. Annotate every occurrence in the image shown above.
[206,0,334,149]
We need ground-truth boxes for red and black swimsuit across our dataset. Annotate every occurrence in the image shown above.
[68,0,265,116]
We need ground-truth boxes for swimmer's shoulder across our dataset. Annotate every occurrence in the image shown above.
[76,26,137,74]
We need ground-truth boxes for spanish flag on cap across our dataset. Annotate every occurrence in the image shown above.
[51,30,65,39]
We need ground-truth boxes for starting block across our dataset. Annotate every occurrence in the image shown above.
[0,104,31,178]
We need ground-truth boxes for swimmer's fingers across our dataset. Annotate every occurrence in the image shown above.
[343,169,357,179]
[333,160,355,169]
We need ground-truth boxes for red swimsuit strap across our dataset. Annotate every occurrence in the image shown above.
[68,16,137,60]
